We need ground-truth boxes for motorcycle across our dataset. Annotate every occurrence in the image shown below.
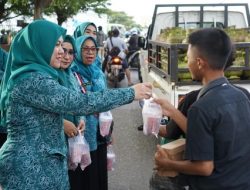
[106,55,125,88]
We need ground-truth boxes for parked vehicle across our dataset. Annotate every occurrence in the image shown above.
[139,3,250,107]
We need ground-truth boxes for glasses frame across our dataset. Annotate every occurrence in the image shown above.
[62,47,75,57]
[81,47,98,54]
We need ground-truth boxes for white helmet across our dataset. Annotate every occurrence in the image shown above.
[130,29,138,35]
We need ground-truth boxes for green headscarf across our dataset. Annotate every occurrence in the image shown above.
[71,35,106,91]
[0,20,66,127]
[57,35,76,87]
[73,22,97,39]
[57,35,79,124]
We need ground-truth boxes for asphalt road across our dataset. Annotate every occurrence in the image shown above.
[107,67,159,190]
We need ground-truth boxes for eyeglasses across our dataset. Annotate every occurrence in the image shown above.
[82,47,98,53]
[63,48,75,56]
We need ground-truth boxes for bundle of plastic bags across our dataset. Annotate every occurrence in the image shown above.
[68,132,91,171]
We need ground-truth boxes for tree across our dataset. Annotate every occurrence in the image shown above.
[46,0,109,25]
[0,0,141,28]
[0,0,31,24]
[34,0,52,19]
[1,0,108,25]
[107,11,142,30]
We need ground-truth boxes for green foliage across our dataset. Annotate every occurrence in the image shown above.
[0,0,142,28]
[107,10,140,30]
[0,0,32,23]
[45,0,109,25]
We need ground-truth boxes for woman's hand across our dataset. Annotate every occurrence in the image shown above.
[64,119,78,138]
[77,120,85,133]
[132,82,152,100]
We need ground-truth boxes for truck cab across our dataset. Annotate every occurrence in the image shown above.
[140,3,250,107]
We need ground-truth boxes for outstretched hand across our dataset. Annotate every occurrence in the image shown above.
[153,98,176,118]
[132,82,152,100]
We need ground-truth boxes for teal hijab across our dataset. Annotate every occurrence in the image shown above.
[57,35,76,87]
[73,22,96,39]
[57,35,79,124]
[73,22,102,68]
[0,20,66,127]
[71,35,105,91]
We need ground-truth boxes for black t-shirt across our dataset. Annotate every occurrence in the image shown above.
[165,90,200,139]
[165,85,250,140]
[186,78,250,190]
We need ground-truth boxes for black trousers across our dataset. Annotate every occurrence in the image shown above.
[68,143,108,190]
[0,133,7,148]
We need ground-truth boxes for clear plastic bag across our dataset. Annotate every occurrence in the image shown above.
[99,111,113,137]
[68,132,91,171]
[107,144,116,171]
[142,99,162,137]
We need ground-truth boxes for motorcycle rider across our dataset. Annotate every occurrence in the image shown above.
[128,29,140,52]
[104,28,133,86]
[127,29,140,68]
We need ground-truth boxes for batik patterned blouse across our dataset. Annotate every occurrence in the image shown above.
[0,72,134,189]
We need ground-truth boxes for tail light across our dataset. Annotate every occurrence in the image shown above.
[112,57,122,65]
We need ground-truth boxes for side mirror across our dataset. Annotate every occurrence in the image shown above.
[138,36,146,48]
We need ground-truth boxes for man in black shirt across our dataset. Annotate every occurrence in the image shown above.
[154,28,250,190]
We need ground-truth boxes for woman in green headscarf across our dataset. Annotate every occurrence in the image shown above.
[73,22,97,39]
[0,20,152,189]
[59,35,85,138]
[73,22,103,68]
[70,35,109,190]
[0,47,8,148]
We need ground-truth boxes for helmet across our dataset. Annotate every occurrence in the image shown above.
[130,29,138,35]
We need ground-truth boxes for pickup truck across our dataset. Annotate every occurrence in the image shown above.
[139,3,250,107]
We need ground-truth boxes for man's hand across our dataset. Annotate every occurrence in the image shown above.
[154,145,171,171]
[153,98,176,118]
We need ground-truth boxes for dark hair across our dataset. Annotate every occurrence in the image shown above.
[188,28,232,70]
[224,45,235,70]
[98,26,102,30]
[112,28,120,37]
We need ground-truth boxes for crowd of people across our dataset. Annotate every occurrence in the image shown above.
[1,18,250,190]
[0,20,152,190]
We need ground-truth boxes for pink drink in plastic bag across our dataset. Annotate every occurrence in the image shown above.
[142,99,162,137]
[107,145,116,171]
[68,132,91,171]
[99,111,113,137]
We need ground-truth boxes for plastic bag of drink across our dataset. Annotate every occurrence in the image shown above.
[68,132,91,171]
[107,144,116,171]
[99,111,113,137]
[142,99,162,137]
